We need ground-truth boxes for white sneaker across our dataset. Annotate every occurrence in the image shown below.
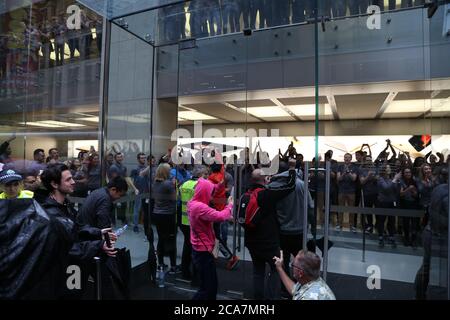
[351,226,357,233]
[335,225,342,231]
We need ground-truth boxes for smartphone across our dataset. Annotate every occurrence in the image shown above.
[409,135,431,152]
[104,231,112,248]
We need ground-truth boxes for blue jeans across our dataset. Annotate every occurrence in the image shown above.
[133,194,143,226]
[223,2,240,33]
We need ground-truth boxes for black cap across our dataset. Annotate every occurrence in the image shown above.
[0,169,23,184]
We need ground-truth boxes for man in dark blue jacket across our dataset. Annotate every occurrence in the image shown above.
[77,176,128,229]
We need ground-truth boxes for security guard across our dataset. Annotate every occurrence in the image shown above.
[0,169,34,199]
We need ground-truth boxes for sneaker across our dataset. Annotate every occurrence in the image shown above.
[133,225,139,233]
[351,226,357,233]
[335,225,342,231]
[226,255,240,270]
[365,226,373,234]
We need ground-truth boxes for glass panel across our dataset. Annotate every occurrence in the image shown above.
[316,0,448,299]
[104,23,154,268]
[172,33,252,299]
[426,0,450,299]
[108,0,430,49]
[75,0,184,20]
[0,0,101,194]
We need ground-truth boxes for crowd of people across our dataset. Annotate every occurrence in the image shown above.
[0,135,448,300]
[308,139,449,250]
[0,6,102,98]
[160,0,425,42]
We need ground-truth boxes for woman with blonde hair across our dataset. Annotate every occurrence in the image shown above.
[152,163,179,273]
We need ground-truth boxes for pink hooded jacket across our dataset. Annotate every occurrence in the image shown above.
[187,178,232,252]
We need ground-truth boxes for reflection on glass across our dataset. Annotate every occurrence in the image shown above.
[113,0,430,46]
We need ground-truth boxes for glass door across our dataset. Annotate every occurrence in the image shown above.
[427,0,450,299]
[173,23,253,298]
[317,0,449,299]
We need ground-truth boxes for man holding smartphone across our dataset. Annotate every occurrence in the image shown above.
[40,164,118,299]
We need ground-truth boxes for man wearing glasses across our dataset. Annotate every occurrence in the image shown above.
[274,249,335,300]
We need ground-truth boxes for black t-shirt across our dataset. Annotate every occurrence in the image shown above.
[337,163,358,194]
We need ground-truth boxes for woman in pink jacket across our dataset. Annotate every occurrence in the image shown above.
[187,177,233,300]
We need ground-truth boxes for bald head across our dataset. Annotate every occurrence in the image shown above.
[251,169,266,185]
[295,250,321,281]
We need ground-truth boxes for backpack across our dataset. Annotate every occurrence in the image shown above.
[237,187,265,228]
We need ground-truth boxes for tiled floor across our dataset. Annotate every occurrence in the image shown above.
[119,223,447,286]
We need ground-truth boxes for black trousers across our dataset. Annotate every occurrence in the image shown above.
[192,250,217,300]
[363,193,378,227]
[152,213,177,267]
[248,246,281,300]
[180,224,193,277]
[376,201,396,237]
[280,233,304,275]
[143,199,157,281]
[401,201,420,242]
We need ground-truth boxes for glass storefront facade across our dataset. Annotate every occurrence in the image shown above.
[0,0,102,176]
[1,0,449,300]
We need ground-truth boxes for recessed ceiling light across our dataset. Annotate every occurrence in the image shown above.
[19,120,86,128]
[245,107,290,118]
[19,121,63,128]
[40,120,86,127]
[384,99,450,113]
[178,111,216,120]
[108,114,151,123]
[75,117,99,123]
[287,104,332,116]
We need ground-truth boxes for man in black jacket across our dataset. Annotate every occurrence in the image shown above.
[40,164,117,299]
[77,176,128,229]
[244,159,297,300]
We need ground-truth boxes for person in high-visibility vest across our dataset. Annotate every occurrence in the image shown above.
[179,165,208,280]
[0,169,33,199]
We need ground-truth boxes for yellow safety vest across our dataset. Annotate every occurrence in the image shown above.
[0,190,34,199]
[179,180,198,226]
